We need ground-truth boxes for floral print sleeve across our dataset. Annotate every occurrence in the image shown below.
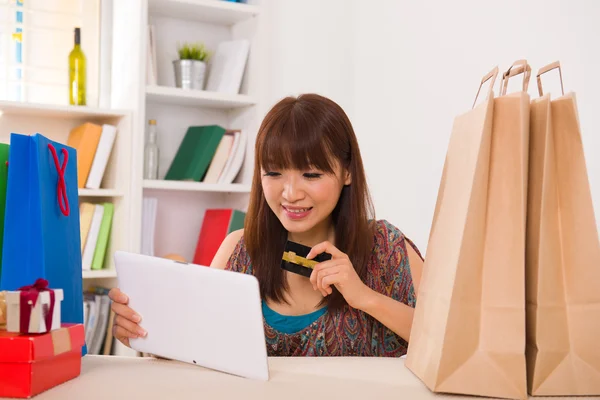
[225,236,252,275]
[373,220,422,308]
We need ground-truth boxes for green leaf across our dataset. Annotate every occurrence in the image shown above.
[177,41,210,61]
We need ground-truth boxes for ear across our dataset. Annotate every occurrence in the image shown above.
[343,169,352,186]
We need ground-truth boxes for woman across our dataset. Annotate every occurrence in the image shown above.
[109,93,424,357]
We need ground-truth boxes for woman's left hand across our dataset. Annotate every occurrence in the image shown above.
[307,241,372,310]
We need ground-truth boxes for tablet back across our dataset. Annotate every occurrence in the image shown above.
[114,251,269,381]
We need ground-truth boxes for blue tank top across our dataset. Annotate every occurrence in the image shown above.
[261,301,327,334]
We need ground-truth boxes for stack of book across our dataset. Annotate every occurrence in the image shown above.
[83,286,116,355]
[193,208,246,266]
[80,202,114,271]
[67,122,117,189]
[164,125,247,184]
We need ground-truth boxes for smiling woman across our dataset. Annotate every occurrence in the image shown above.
[211,93,425,357]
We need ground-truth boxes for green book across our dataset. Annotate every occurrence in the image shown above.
[228,209,246,233]
[91,202,114,270]
[164,125,226,181]
[0,144,8,279]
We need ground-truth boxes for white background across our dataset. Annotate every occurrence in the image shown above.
[262,0,600,253]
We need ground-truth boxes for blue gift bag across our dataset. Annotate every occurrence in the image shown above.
[0,133,86,354]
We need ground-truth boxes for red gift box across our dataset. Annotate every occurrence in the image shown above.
[0,323,85,398]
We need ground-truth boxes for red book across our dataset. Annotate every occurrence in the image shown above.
[193,209,246,266]
[0,323,85,398]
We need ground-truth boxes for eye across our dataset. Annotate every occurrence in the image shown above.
[263,171,281,177]
[303,172,322,179]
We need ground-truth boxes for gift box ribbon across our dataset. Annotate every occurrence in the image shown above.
[18,278,55,333]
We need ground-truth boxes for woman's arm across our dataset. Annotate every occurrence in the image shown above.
[359,288,414,341]
[309,236,424,342]
[356,247,423,342]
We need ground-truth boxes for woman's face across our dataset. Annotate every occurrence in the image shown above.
[261,160,351,235]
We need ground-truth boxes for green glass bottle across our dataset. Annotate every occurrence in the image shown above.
[68,27,86,105]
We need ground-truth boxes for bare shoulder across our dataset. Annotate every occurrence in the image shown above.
[210,229,244,269]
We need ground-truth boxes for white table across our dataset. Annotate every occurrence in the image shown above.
[20,356,581,400]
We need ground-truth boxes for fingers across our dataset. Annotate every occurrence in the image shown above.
[309,260,338,296]
[310,261,343,296]
[110,301,146,348]
[108,288,129,304]
[115,314,146,337]
[112,313,147,348]
[321,274,345,293]
[306,240,345,260]
[113,325,132,348]
[111,302,142,324]
[315,267,340,295]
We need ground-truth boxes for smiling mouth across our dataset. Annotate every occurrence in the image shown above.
[282,206,313,214]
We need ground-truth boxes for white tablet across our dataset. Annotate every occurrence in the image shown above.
[113,250,269,381]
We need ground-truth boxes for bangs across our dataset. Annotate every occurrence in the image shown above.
[258,107,341,174]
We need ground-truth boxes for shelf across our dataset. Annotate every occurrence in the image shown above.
[143,179,251,193]
[83,269,117,279]
[78,189,124,197]
[148,0,259,25]
[0,100,130,119]
[146,86,257,109]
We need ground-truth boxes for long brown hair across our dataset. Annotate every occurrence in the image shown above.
[244,94,375,309]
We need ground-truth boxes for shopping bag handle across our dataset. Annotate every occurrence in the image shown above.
[500,59,531,95]
[537,61,564,97]
[473,66,499,108]
[47,144,70,217]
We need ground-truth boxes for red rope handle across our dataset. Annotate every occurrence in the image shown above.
[47,144,70,216]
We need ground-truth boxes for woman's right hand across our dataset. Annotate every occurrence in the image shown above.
[108,288,147,348]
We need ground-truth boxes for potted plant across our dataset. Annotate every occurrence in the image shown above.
[173,42,210,90]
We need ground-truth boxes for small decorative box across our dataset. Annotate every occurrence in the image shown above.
[5,278,63,334]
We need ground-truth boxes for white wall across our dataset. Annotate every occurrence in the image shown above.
[262,0,355,115]
[266,0,600,254]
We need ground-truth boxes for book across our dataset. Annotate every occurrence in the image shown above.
[193,209,246,266]
[205,39,250,95]
[85,124,117,189]
[202,131,235,184]
[82,204,104,271]
[91,202,114,270]
[79,202,95,253]
[66,122,103,188]
[218,130,247,184]
[164,125,226,181]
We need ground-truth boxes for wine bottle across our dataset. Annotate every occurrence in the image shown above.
[68,27,86,105]
[144,119,160,179]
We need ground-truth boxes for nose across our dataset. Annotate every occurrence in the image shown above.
[282,175,305,203]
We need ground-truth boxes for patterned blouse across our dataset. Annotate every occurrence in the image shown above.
[225,219,422,357]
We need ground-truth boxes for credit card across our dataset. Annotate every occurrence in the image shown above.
[281,240,332,278]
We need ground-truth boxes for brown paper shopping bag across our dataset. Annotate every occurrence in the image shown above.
[406,61,531,400]
[526,61,600,396]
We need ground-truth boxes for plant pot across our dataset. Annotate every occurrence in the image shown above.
[173,59,206,90]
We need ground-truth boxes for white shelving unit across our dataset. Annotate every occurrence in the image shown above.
[0,0,268,359]
[143,179,251,193]
[110,0,267,319]
[83,269,118,279]
[79,189,125,197]
[146,85,257,108]
[147,0,260,24]
[0,100,135,283]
